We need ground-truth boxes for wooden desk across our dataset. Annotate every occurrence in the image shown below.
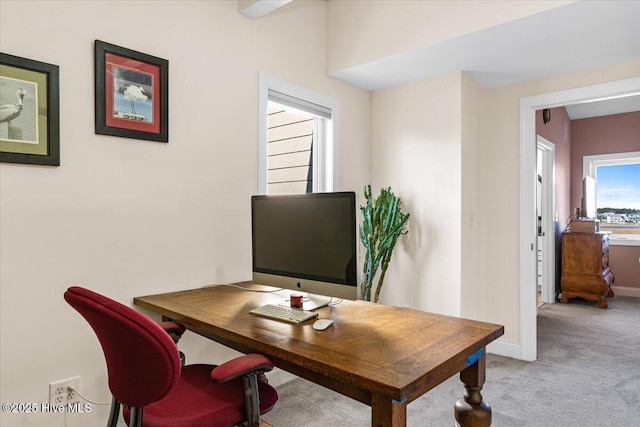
[134,283,504,427]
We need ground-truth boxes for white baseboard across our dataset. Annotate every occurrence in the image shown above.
[487,339,522,360]
[611,285,640,298]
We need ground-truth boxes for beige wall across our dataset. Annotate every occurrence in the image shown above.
[326,0,574,74]
[0,1,370,425]
[371,72,462,315]
[460,73,496,324]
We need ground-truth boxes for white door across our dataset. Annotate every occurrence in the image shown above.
[537,136,556,305]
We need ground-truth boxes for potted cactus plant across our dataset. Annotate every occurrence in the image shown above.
[359,185,410,302]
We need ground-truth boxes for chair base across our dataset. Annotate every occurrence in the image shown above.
[108,397,120,427]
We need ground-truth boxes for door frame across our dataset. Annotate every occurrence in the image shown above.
[537,136,556,305]
[518,76,640,361]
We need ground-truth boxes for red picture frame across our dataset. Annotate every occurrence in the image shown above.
[95,41,168,142]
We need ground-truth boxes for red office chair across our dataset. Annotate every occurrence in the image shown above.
[158,320,186,365]
[64,286,278,427]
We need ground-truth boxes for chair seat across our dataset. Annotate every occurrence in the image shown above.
[123,364,278,427]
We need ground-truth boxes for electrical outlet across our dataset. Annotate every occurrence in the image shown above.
[67,383,80,405]
[49,376,80,406]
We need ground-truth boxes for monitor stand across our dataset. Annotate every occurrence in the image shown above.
[301,294,332,311]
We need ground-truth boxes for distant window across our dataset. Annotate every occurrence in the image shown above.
[584,152,640,242]
[258,73,339,195]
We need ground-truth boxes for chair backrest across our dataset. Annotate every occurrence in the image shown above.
[64,286,181,408]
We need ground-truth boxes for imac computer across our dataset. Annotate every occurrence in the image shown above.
[251,191,358,309]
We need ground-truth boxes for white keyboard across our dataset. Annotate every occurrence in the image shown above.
[250,304,318,324]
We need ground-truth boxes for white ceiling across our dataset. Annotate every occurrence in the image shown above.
[250,1,639,118]
[564,94,640,120]
[330,1,640,92]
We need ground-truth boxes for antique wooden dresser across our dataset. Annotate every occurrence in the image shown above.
[561,231,614,308]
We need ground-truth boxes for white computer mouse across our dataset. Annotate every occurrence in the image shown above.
[312,319,334,331]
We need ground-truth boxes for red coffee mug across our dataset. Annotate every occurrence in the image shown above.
[290,294,303,308]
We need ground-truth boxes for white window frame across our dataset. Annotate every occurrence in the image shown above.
[583,151,640,179]
[583,150,640,246]
[258,72,340,195]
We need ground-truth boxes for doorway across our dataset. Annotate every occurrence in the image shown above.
[518,76,640,361]
[536,136,555,307]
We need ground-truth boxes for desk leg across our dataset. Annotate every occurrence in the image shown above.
[454,351,492,427]
[372,394,406,427]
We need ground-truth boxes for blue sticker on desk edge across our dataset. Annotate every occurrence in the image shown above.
[465,349,484,367]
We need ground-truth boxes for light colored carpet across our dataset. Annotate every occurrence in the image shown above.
[262,297,640,426]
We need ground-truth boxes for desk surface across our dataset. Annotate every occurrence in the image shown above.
[134,283,504,426]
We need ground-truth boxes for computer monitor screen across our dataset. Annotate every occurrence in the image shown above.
[251,192,357,302]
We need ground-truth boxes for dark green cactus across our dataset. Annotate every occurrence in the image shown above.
[359,185,410,302]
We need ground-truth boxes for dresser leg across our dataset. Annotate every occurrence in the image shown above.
[455,352,492,427]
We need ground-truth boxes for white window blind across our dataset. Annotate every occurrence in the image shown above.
[267,90,331,119]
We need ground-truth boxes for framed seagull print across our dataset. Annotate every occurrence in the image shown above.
[94,40,168,143]
[0,53,60,166]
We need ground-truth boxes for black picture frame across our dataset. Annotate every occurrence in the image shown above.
[0,53,60,166]
[94,40,168,143]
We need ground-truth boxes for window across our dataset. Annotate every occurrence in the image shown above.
[258,73,339,195]
[266,101,315,195]
[584,151,640,244]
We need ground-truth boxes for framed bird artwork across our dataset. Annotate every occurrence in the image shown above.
[94,40,168,143]
[0,53,60,166]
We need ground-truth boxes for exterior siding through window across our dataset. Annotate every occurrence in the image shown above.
[267,102,314,194]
